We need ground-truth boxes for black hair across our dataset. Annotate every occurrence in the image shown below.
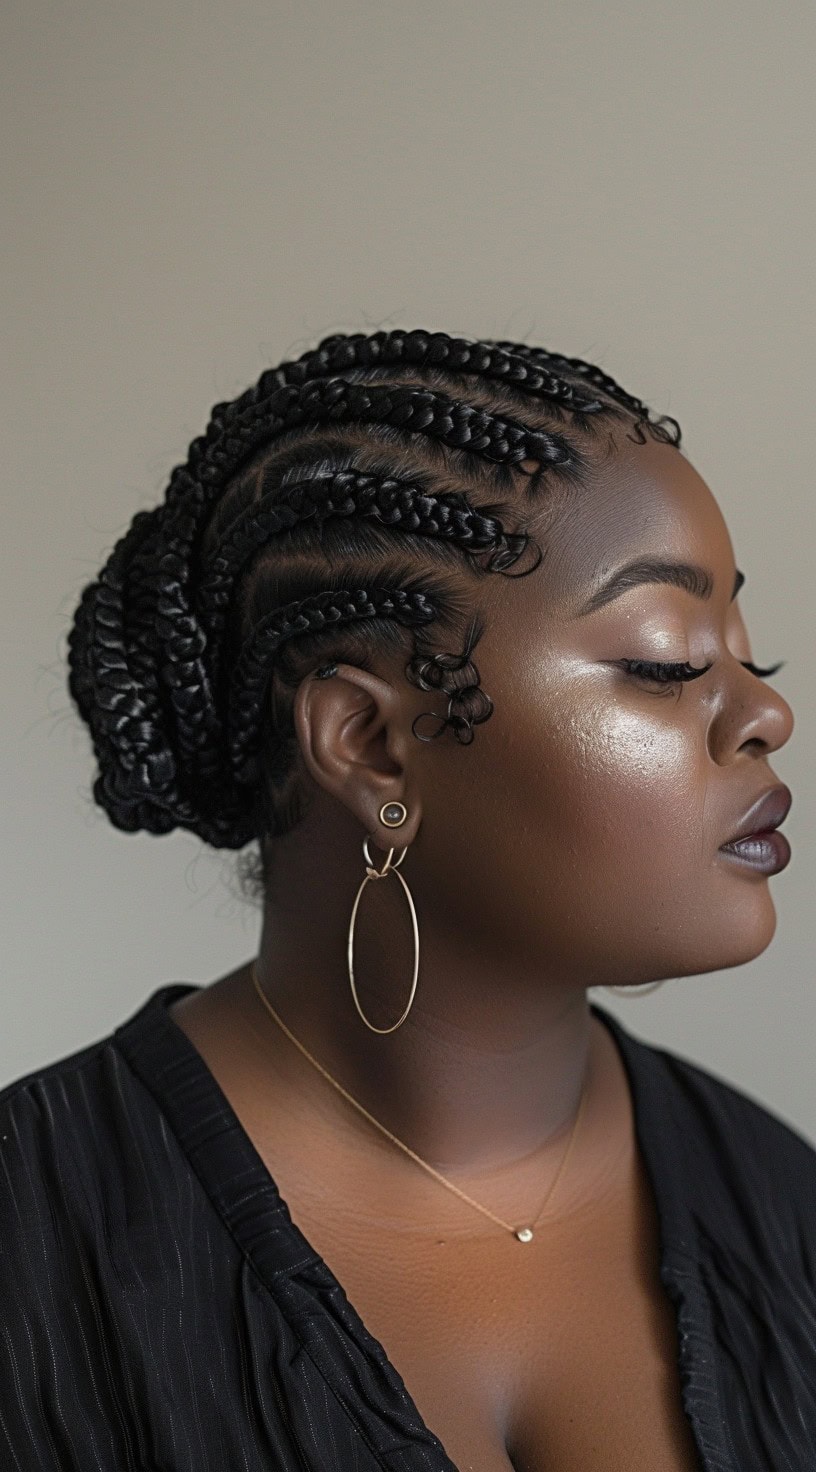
[66,328,682,899]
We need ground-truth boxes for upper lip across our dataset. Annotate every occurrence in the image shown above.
[720,784,793,846]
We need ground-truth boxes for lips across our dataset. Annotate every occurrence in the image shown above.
[719,784,793,848]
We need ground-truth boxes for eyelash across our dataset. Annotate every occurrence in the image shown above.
[621,658,785,686]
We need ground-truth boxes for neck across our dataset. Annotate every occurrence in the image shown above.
[252,884,594,1180]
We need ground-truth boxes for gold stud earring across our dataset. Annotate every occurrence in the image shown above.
[379,801,407,828]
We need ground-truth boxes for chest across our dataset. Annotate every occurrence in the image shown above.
[306,1150,703,1472]
[169,990,706,1469]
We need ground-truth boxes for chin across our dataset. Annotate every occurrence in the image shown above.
[682,897,780,975]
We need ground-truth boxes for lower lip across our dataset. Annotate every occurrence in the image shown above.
[718,830,791,874]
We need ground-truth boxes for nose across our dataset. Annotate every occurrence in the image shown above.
[709,659,794,763]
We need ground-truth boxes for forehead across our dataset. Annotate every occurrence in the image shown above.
[531,436,736,618]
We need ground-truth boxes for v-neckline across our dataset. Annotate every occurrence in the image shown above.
[113,981,735,1472]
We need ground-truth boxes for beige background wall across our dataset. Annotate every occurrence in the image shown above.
[2,0,814,1138]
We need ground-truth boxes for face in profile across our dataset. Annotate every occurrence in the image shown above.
[405,431,794,991]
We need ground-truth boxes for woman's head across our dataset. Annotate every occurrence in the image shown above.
[67,328,792,984]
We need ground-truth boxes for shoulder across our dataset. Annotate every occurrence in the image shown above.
[0,984,180,1163]
[0,1030,134,1248]
[0,1036,133,1450]
[0,1019,131,1136]
[598,1000,816,1168]
[0,1009,184,1289]
[596,1004,816,1265]
[650,1029,816,1183]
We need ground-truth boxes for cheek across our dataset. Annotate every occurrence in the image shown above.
[443,676,714,947]
[435,675,698,895]
[506,692,702,884]
[420,602,783,977]
[487,651,687,807]
[487,685,775,976]
[422,668,775,980]
[551,697,700,851]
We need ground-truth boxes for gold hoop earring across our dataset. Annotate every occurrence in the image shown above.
[603,981,666,997]
[347,803,418,1034]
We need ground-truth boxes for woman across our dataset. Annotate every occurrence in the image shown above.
[1,328,813,1471]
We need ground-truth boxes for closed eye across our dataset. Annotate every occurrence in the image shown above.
[621,658,785,686]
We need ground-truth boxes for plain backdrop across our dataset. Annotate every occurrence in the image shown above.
[2,0,814,1140]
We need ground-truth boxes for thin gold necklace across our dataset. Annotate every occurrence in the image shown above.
[250,961,589,1243]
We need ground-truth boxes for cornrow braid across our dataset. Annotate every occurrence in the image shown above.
[66,325,683,870]
[487,338,683,446]
[168,377,583,514]
[214,329,615,431]
[197,466,541,696]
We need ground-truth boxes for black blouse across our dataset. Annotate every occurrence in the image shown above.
[1,981,815,1471]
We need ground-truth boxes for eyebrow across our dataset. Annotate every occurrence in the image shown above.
[576,559,746,617]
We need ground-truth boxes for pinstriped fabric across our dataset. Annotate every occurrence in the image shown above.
[618,1032,816,1471]
[114,990,458,1472]
[0,983,813,1470]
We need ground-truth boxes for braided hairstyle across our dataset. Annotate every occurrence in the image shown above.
[66,328,682,896]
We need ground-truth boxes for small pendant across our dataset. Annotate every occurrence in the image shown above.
[515,1227,534,1243]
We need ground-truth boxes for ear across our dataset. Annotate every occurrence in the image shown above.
[293,663,423,847]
